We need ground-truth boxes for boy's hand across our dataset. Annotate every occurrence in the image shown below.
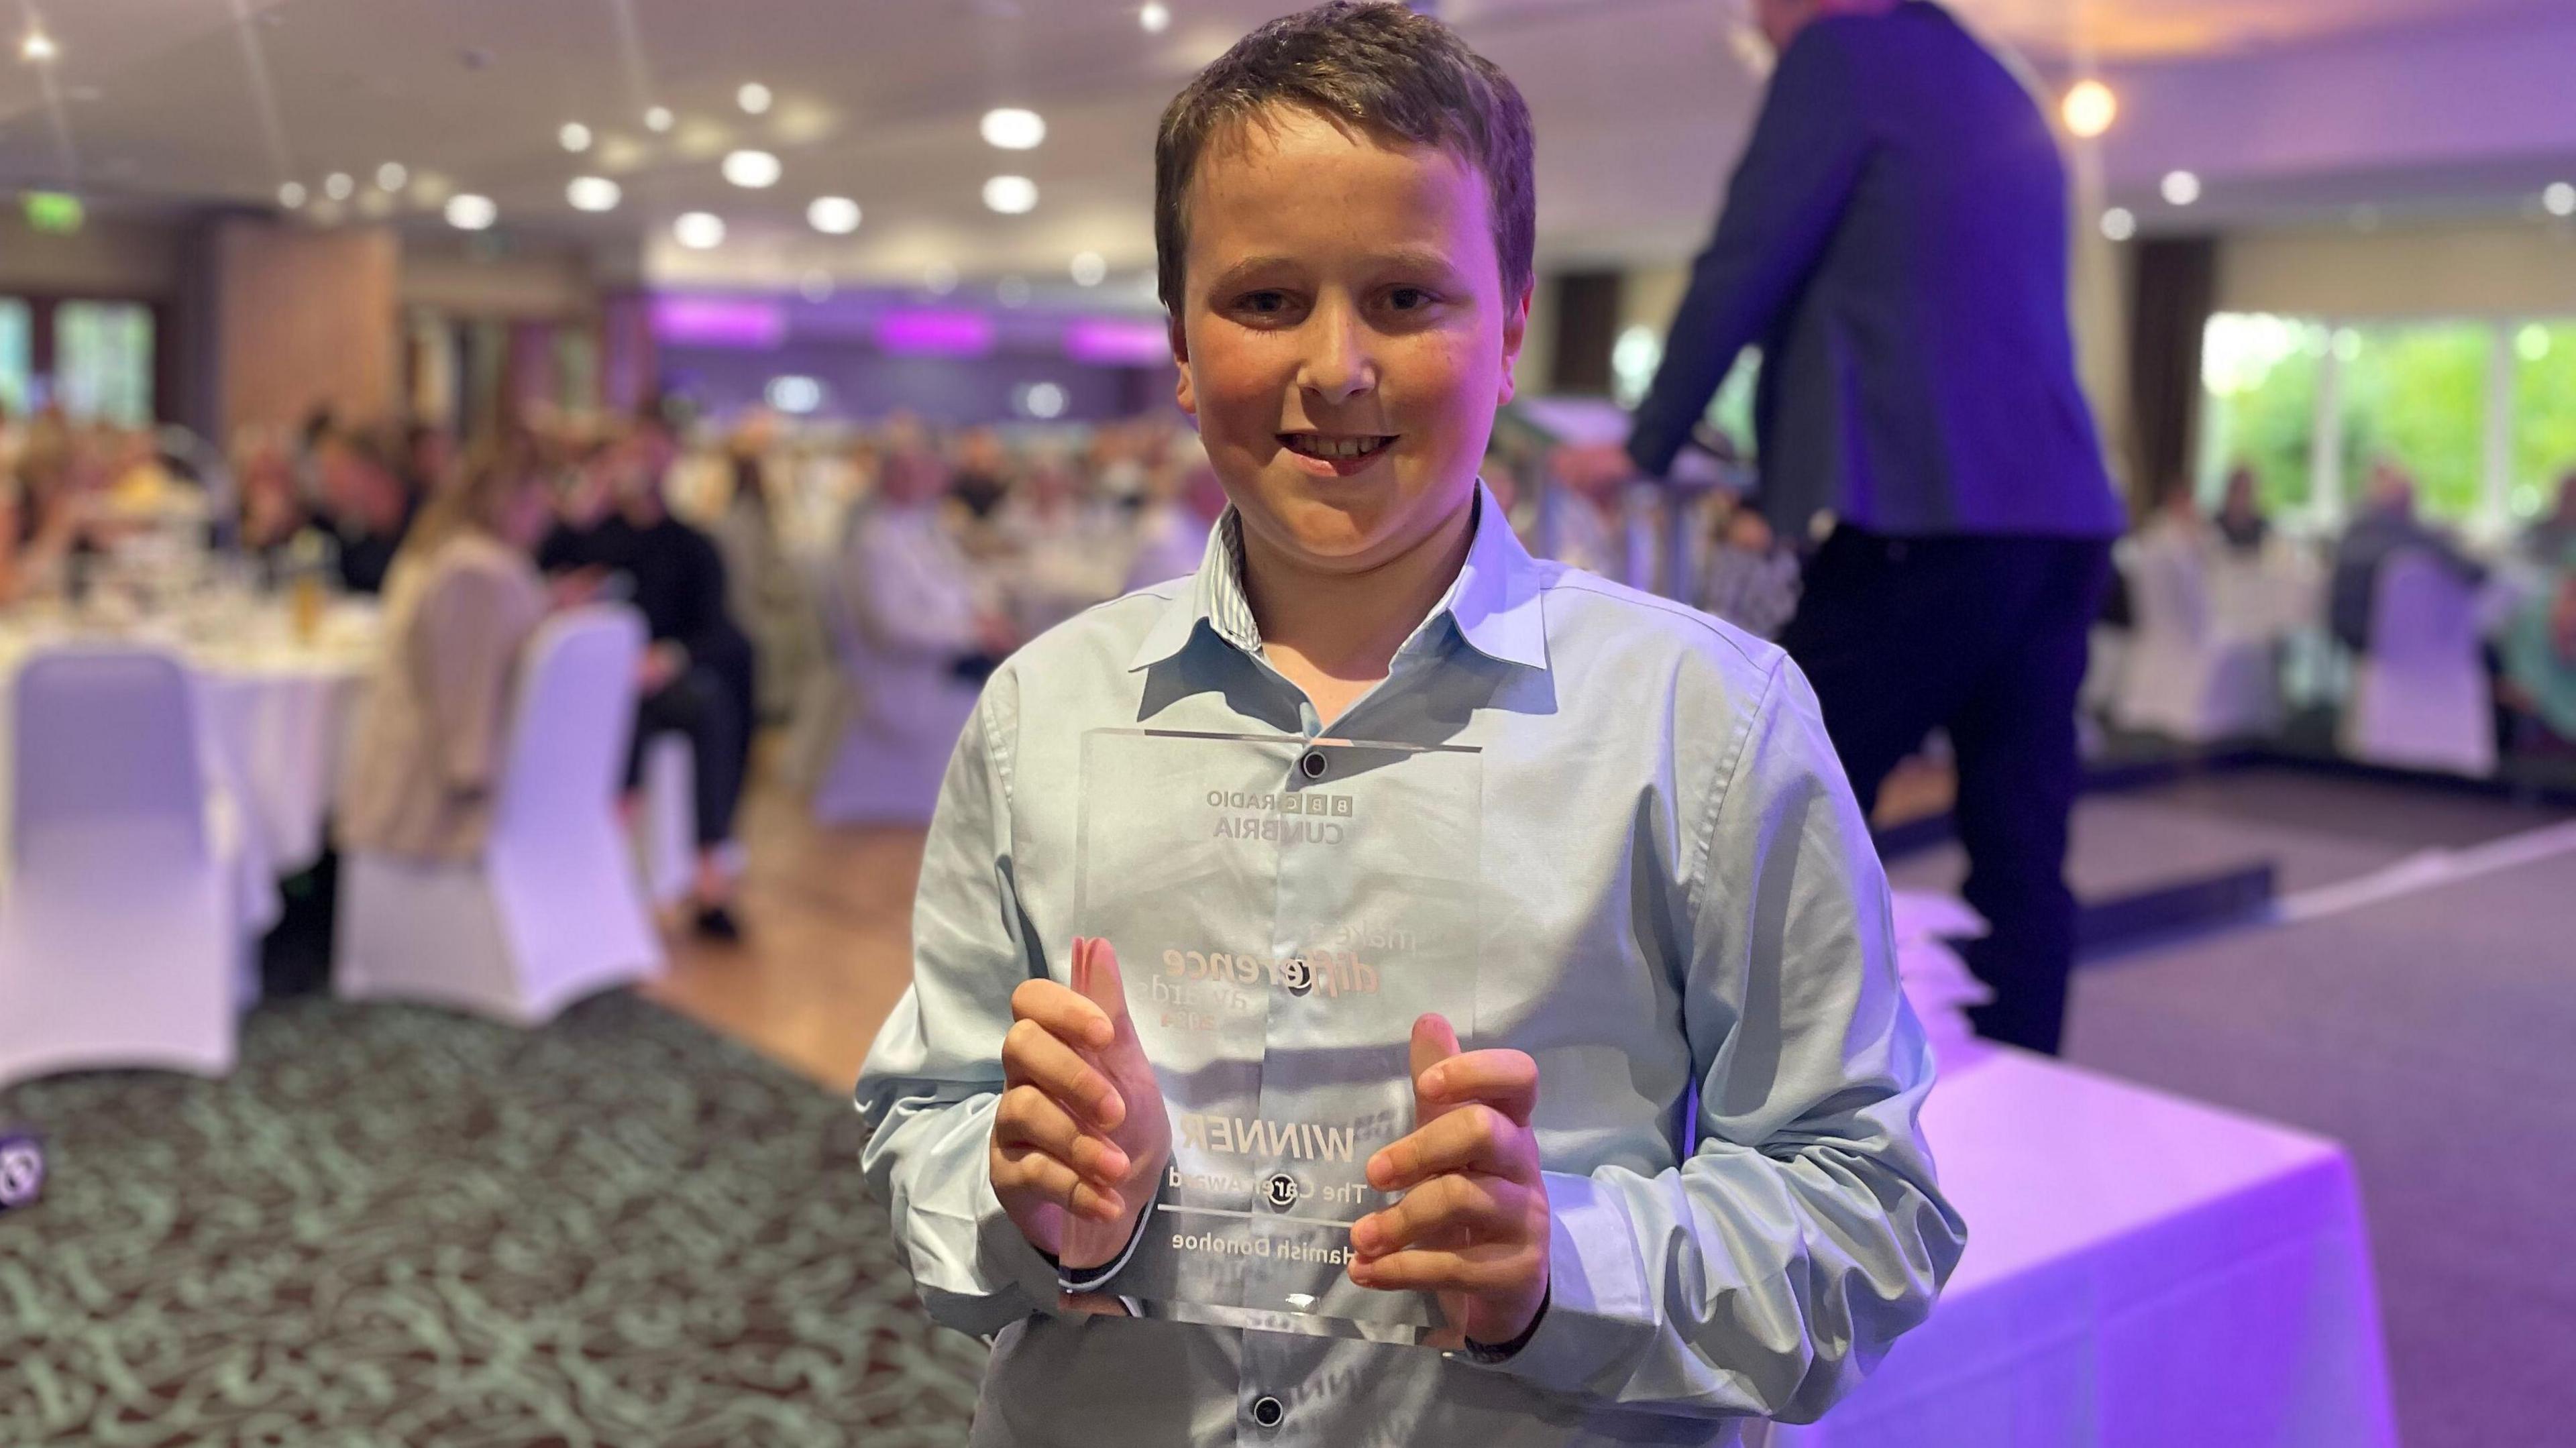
[990,938,1171,1272]
[1348,1015,1551,1350]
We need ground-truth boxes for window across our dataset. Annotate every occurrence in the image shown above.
[0,300,30,417]
[2200,313,2325,515]
[2514,321,2576,519]
[2339,321,2489,521]
[55,300,153,425]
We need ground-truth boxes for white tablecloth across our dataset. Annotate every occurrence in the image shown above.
[1766,1048,2398,1448]
[0,603,376,927]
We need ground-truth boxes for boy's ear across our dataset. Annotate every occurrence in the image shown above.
[1495,282,1533,406]
[1169,314,1198,419]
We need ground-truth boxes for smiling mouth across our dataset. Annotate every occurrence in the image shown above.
[1280,433,1396,462]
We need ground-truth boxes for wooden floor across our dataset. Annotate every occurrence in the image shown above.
[647,755,1959,1093]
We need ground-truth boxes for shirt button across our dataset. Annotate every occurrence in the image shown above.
[1251,1394,1286,1429]
[1299,750,1328,780]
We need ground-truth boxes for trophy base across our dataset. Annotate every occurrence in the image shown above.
[1129,1296,1452,1346]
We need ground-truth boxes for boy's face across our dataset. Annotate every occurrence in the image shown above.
[1171,107,1527,577]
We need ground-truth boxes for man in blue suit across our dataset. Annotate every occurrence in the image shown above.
[1597,0,2125,1054]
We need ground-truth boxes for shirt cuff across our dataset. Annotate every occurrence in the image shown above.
[1051,1176,1161,1295]
[971,1153,1069,1317]
[1468,1170,1658,1397]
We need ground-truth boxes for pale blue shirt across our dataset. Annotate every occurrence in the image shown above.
[855,486,1964,1447]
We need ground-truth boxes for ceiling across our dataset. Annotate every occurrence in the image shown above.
[0,0,2563,294]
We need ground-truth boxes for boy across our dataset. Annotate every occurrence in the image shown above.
[855,5,1963,1445]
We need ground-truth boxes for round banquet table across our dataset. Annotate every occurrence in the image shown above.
[0,599,378,932]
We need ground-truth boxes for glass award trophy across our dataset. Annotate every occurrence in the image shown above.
[1075,728,1481,1343]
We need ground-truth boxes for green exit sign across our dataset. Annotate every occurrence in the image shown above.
[23,191,83,233]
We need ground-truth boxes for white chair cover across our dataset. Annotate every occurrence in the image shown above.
[636,732,696,908]
[337,606,663,1025]
[2341,550,2496,777]
[2112,530,2280,744]
[0,647,240,1087]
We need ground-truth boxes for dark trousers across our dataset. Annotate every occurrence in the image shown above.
[630,663,747,847]
[1778,529,2114,1056]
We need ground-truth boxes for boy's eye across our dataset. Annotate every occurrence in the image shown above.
[1387,287,1434,311]
[1239,290,1292,315]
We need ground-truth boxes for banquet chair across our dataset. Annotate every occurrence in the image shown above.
[635,731,696,908]
[2341,549,2496,777]
[0,647,244,1088]
[337,606,663,1026]
[2111,531,2279,744]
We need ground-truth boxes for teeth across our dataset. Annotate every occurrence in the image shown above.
[1288,435,1388,459]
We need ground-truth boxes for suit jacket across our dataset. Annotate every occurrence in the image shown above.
[1627,1,2122,540]
[337,533,548,861]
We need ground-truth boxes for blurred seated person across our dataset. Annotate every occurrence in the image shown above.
[337,441,555,862]
[2502,565,2576,748]
[822,445,1010,824]
[543,421,755,939]
[233,429,307,561]
[996,449,1128,634]
[1124,438,1229,592]
[317,426,421,596]
[2330,461,2486,652]
[710,449,821,723]
[402,419,459,503]
[2215,465,2269,556]
[2520,471,2576,569]
[947,425,1014,528]
[1695,496,1802,641]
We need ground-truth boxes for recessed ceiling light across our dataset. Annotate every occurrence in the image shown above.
[997,275,1032,307]
[737,82,772,115]
[20,30,57,63]
[1140,3,1171,34]
[2546,182,2576,218]
[1070,251,1107,286]
[323,172,354,201]
[925,262,959,295]
[981,107,1046,151]
[983,175,1038,215]
[277,181,307,209]
[566,176,621,212]
[722,150,781,188]
[644,105,674,133]
[2099,207,2135,242]
[2160,170,2202,207]
[2060,80,2116,140]
[375,162,408,192]
[445,194,497,231]
[674,211,725,249]
[807,195,861,235]
[559,122,593,153]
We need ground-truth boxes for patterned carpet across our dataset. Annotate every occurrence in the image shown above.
[0,993,987,1446]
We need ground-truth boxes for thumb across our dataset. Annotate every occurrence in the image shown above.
[1072,936,1136,1045]
[1410,1013,1462,1125]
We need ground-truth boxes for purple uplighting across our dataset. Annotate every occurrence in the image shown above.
[1064,317,1173,367]
[650,296,787,349]
[874,309,998,357]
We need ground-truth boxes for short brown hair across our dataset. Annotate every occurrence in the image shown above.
[1153,1,1536,316]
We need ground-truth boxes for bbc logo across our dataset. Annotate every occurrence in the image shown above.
[1283,794,1353,817]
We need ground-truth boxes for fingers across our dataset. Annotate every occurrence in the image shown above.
[994,1141,1127,1224]
[994,1082,1131,1184]
[1367,1104,1536,1193]
[1418,1049,1539,1127]
[1347,1241,1542,1296]
[1348,1172,1530,1258]
[1002,1018,1126,1133]
[1011,977,1114,1054]
[1411,1013,1462,1127]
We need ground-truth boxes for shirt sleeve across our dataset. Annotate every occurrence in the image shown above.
[1627,29,1873,480]
[853,671,1063,1337]
[1481,657,1968,1422]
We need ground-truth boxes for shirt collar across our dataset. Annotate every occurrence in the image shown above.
[1126,480,1549,675]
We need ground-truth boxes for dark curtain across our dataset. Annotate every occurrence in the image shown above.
[2125,236,2218,515]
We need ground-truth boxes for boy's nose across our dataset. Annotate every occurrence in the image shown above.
[1295,303,1378,405]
